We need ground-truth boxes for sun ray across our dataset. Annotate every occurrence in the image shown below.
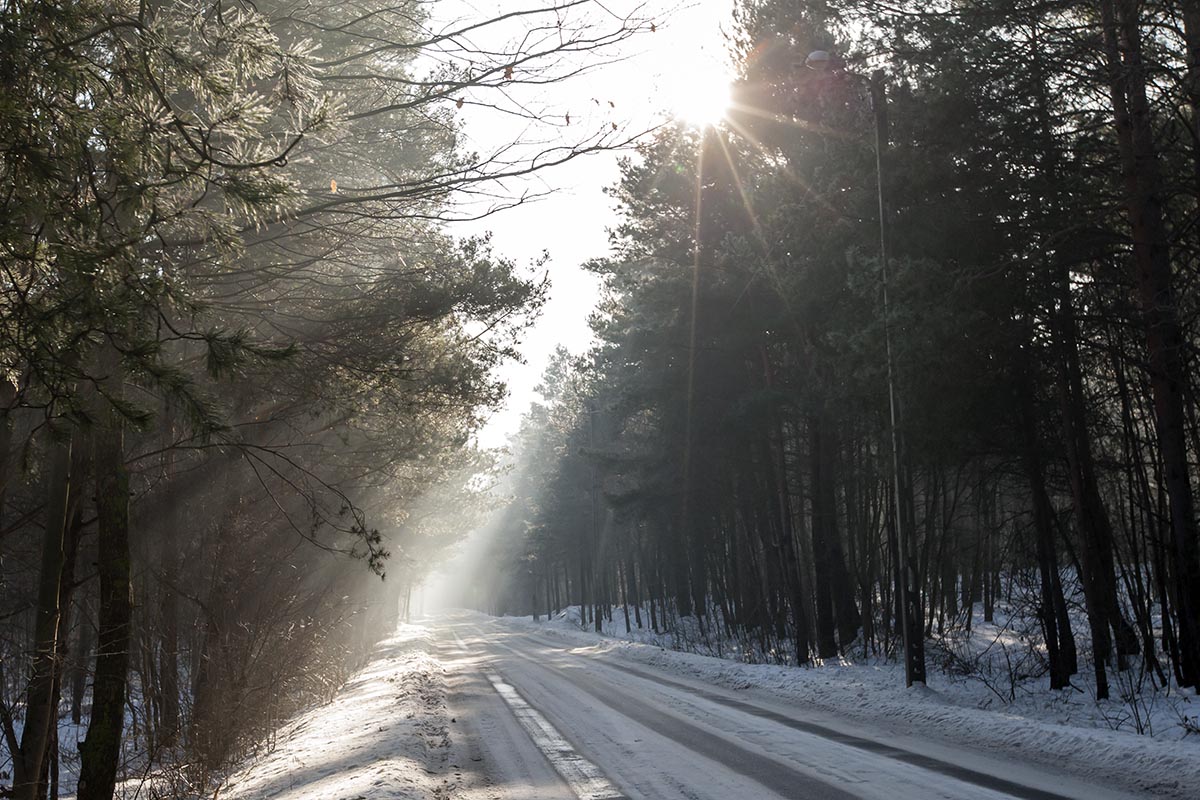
[726,100,868,144]
[722,113,853,224]
[712,130,767,250]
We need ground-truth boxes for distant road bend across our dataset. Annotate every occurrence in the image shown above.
[435,613,1136,800]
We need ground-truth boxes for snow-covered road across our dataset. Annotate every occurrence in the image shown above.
[440,613,1138,800]
[222,613,1180,800]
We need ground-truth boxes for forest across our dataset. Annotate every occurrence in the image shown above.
[0,1,640,798]
[5,0,1200,797]
[468,0,1200,722]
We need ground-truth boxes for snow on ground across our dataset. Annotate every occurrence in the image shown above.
[217,623,462,800]
[490,607,1200,799]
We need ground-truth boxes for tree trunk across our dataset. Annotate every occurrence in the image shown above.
[0,381,14,527]
[12,439,74,800]
[763,432,810,664]
[1020,392,1072,689]
[809,417,839,659]
[38,504,83,800]
[1104,0,1200,689]
[1181,0,1200,201]
[158,582,180,747]
[71,598,94,725]
[156,443,182,748]
[1053,255,1139,694]
[898,455,926,683]
[78,351,133,800]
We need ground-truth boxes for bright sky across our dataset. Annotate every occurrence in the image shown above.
[435,0,737,449]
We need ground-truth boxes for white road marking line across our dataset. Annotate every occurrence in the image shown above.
[450,628,625,800]
[485,672,625,800]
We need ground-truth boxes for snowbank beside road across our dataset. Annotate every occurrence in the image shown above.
[486,609,1200,799]
[218,623,458,800]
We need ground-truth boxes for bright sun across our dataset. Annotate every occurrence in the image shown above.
[647,8,736,128]
[670,73,733,126]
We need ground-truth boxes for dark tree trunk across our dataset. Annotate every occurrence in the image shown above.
[1015,336,1076,686]
[819,414,860,648]
[33,504,84,800]
[78,354,134,800]
[0,382,13,525]
[1021,408,1072,688]
[1053,256,1139,700]
[158,585,180,747]
[71,598,93,725]
[12,439,75,800]
[1182,0,1200,201]
[809,417,839,658]
[764,433,810,664]
[1104,0,1200,689]
[156,439,182,748]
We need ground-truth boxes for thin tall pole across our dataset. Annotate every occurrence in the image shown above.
[870,69,925,686]
[589,401,602,632]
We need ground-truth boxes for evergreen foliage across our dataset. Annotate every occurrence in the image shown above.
[471,0,1200,715]
[0,0,643,795]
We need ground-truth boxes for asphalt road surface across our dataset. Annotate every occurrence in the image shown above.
[433,612,1137,800]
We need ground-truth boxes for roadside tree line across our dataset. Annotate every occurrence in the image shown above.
[0,1,643,797]
[471,0,1200,705]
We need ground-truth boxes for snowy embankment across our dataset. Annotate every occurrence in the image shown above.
[489,608,1200,799]
[217,623,460,800]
